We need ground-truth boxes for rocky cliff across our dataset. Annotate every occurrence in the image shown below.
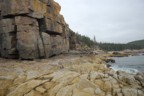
[0,0,70,59]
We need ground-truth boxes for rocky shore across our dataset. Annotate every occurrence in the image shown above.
[0,54,144,96]
[107,49,144,57]
[0,0,144,95]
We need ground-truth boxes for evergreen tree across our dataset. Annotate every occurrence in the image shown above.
[74,33,144,51]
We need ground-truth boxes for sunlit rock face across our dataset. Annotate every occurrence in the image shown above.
[0,0,70,59]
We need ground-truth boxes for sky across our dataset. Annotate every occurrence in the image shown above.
[55,0,144,43]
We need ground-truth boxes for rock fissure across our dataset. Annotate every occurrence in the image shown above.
[37,19,46,58]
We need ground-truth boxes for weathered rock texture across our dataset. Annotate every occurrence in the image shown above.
[0,0,70,59]
[69,30,77,50]
[69,30,89,50]
[0,54,144,96]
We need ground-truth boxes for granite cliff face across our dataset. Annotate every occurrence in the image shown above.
[0,0,70,59]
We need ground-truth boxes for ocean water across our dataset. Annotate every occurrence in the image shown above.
[109,55,144,74]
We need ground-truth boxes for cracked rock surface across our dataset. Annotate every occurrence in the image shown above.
[0,54,144,96]
[0,0,71,59]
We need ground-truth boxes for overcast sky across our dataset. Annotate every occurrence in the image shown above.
[55,0,144,43]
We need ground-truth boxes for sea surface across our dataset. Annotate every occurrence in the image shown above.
[109,55,144,74]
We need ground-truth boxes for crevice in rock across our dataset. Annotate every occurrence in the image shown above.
[0,34,2,57]
[37,18,46,32]
[13,25,19,59]
[2,14,28,19]
[49,54,57,58]
[37,39,44,59]
[0,11,2,19]
[46,31,62,36]
[37,18,46,58]
[10,32,16,48]
[20,58,34,61]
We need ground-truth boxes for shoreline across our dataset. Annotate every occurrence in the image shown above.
[0,54,144,96]
[108,55,144,74]
[104,50,144,74]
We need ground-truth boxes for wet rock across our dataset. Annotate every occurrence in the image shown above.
[105,58,115,63]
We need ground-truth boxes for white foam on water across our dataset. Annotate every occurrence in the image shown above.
[110,65,139,74]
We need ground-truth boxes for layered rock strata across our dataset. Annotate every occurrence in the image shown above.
[0,0,70,59]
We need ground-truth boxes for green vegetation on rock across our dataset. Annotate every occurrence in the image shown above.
[128,39,144,47]
[75,33,144,51]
